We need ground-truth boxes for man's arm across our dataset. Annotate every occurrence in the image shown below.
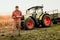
[20,11,22,16]
[12,12,16,19]
[16,15,22,18]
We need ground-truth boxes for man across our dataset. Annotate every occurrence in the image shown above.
[12,6,22,36]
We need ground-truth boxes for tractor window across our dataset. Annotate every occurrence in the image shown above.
[36,8,42,14]
[27,8,35,14]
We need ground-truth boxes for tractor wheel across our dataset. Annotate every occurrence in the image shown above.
[25,17,35,30]
[42,15,51,27]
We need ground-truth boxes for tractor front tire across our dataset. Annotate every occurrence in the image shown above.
[25,17,35,30]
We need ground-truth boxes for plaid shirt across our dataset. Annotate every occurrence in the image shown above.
[12,10,22,22]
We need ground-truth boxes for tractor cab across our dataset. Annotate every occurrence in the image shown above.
[26,6,43,19]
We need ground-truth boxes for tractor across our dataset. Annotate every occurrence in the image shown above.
[21,6,51,30]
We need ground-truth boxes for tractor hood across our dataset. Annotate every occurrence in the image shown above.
[24,13,32,20]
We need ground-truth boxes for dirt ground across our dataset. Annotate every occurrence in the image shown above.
[0,24,60,40]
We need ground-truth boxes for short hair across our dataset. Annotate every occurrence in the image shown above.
[15,6,19,8]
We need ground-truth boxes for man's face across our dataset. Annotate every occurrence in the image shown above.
[15,8,19,10]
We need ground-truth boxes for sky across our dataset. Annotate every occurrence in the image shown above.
[0,0,60,15]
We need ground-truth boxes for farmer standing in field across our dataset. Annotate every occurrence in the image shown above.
[12,6,22,36]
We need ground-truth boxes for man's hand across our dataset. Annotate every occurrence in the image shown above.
[12,16,16,18]
[16,16,22,18]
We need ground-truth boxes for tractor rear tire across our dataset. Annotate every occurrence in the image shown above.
[42,14,51,27]
[25,17,35,30]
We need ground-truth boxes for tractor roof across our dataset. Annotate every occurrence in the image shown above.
[27,6,43,10]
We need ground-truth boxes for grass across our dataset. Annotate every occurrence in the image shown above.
[20,24,60,40]
[0,24,60,40]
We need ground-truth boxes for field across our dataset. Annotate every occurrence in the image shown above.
[0,16,60,40]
